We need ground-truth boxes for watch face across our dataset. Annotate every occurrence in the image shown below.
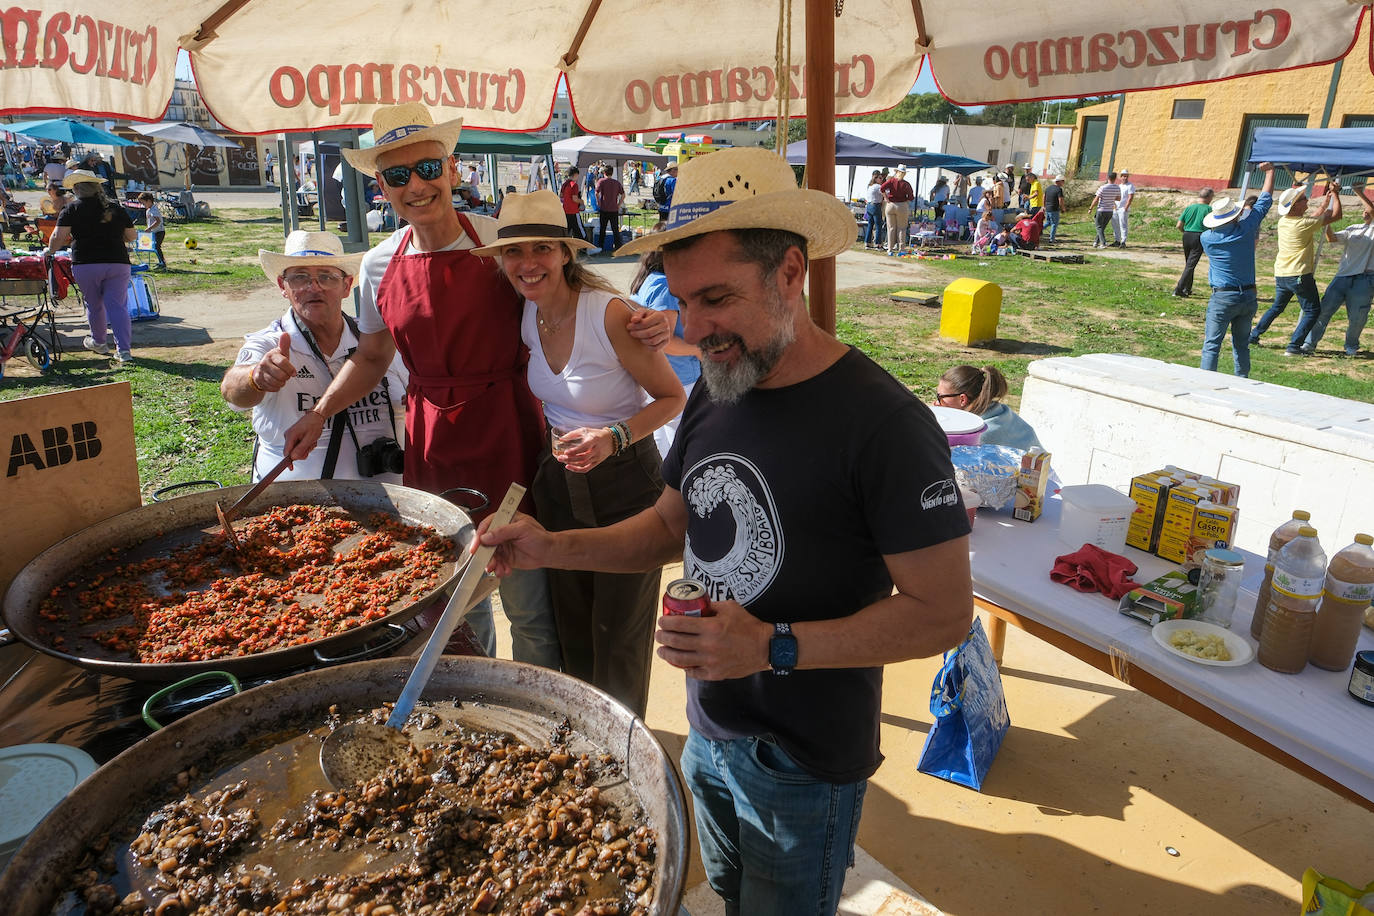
[770,635,798,670]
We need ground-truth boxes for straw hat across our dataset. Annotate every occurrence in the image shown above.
[259,230,364,283]
[62,169,103,189]
[470,191,597,257]
[1275,185,1308,216]
[616,147,857,259]
[1201,196,1243,228]
[341,102,463,173]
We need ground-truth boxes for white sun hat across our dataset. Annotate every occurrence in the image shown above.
[470,190,598,257]
[1275,184,1309,217]
[1201,196,1244,228]
[615,147,857,259]
[341,102,463,173]
[259,230,364,282]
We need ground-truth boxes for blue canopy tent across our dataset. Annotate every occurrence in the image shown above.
[783,131,910,167]
[786,132,912,202]
[1245,127,1374,261]
[1248,128,1374,178]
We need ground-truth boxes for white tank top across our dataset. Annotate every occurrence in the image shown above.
[522,287,648,430]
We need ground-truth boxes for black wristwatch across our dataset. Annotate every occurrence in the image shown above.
[769,622,797,676]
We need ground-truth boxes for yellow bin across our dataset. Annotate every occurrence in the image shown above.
[940,278,1001,345]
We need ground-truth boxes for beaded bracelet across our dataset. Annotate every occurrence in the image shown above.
[617,420,631,448]
[606,424,624,455]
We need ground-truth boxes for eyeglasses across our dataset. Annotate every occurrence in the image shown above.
[933,392,962,403]
[379,157,445,188]
[283,271,347,291]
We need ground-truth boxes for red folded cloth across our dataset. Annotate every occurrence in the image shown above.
[1050,543,1140,600]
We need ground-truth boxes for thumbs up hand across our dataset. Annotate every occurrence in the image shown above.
[252,331,296,393]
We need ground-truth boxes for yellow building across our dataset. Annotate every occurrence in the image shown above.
[1068,16,1374,190]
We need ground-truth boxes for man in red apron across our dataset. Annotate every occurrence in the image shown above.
[284,104,556,663]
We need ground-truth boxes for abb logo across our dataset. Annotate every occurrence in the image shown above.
[7,422,103,478]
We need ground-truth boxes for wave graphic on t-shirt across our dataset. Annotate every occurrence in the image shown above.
[681,454,782,606]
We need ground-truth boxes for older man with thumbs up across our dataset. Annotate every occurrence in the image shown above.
[221,230,409,483]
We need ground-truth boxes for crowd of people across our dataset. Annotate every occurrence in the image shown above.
[218,107,974,915]
[1184,165,1371,372]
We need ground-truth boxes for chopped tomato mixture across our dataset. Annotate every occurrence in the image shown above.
[38,506,455,663]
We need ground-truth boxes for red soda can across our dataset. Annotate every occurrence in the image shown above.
[662,578,712,617]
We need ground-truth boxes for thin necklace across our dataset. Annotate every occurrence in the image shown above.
[536,296,575,335]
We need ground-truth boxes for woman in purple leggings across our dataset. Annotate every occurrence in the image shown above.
[46,169,137,363]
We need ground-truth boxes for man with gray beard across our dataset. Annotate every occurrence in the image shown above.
[478,148,972,916]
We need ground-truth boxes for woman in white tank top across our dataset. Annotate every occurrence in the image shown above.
[474,191,685,716]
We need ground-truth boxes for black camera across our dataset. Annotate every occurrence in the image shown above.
[357,437,405,477]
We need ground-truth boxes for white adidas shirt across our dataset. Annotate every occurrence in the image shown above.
[233,309,408,483]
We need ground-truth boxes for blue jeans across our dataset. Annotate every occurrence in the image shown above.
[863,203,884,246]
[1252,273,1320,345]
[1303,271,1374,354]
[1044,209,1060,241]
[1201,288,1258,376]
[681,729,866,916]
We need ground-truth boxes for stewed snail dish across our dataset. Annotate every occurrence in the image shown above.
[59,703,661,916]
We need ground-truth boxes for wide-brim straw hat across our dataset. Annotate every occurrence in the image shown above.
[341,103,463,173]
[470,191,598,257]
[616,147,857,259]
[259,230,364,282]
[1202,196,1243,228]
[62,169,103,189]
[1275,184,1308,217]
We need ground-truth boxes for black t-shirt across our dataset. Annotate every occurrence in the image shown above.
[661,347,970,783]
[56,198,133,265]
[1043,184,1064,212]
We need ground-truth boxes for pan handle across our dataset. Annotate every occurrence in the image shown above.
[150,480,222,502]
[438,486,489,516]
[142,670,243,731]
[312,623,410,666]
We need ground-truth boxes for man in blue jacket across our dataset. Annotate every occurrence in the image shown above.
[1199,162,1276,377]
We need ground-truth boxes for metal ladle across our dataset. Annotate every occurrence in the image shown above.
[319,483,524,789]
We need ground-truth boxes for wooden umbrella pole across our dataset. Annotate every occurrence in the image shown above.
[805,0,837,335]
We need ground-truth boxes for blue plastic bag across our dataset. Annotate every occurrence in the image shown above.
[916,618,1010,790]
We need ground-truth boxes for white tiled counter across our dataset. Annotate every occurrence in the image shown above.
[1019,354,1374,555]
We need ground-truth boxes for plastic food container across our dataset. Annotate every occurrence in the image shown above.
[1058,484,1136,554]
[930,405,988,446]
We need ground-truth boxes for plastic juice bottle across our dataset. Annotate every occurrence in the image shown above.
[1250,510,1311,641]
[1309,534,1374,671]
[1258,526,1326,674]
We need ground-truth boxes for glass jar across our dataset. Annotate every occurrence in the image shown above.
[1196,548,1245,629]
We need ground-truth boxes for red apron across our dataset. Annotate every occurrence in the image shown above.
[376,215,545,517]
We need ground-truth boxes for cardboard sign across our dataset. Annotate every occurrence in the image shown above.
[0,383,141,598]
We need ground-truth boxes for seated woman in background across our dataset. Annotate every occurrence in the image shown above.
[935,364,1043,451]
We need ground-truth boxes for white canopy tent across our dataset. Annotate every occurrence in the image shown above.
[551,136,673,169]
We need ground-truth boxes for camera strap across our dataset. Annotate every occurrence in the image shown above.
[293,311,363,479]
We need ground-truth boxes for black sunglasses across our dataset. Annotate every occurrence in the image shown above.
[380,157,445,188]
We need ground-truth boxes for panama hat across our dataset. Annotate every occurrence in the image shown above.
[616,147,857,259]
[1202,196,1244,228]
[1275,184,1309,216]
[62,169,103,189]
[470,191,597,257]
[341,102,463,173]
[259,230,364,283]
